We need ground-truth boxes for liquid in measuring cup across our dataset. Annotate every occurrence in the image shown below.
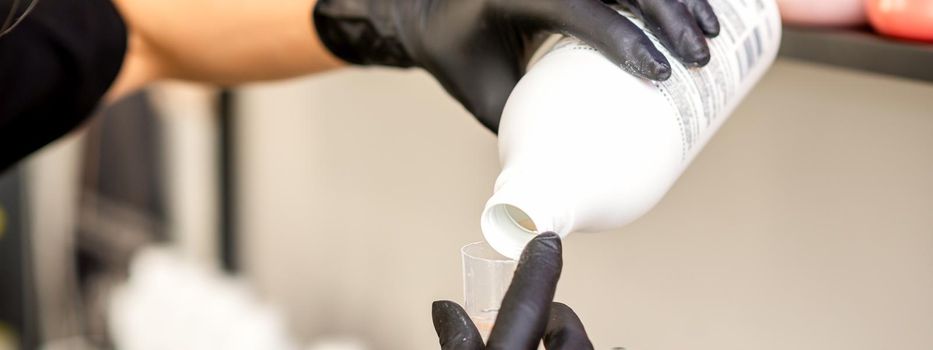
[472,312,497,340]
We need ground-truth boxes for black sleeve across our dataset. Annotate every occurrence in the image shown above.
[0,0,127,171]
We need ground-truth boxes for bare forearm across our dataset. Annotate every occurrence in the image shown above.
[108,0,344,99]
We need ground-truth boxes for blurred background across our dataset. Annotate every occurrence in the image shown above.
[2,3,933,349]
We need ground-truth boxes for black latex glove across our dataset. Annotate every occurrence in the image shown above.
[314,0,720,132]
[432,233,593,350]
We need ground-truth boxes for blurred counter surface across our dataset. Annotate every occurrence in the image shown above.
[780,26,933,84]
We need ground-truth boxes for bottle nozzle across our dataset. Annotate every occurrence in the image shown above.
[482,203,540,260]
[480,171,577,260]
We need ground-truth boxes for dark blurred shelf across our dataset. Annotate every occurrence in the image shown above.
[779,26,933,83]
[0,168,37,349]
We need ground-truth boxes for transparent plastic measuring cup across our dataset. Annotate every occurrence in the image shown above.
[461,241,518,339]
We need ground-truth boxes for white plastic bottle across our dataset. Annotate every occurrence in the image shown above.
[481,0,783,259]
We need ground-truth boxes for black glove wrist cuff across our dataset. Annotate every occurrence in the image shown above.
[313,0,416,67]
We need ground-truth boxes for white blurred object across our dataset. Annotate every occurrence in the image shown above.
[778,0,866,26]
[305,338,368,350]
[110,247,366,350]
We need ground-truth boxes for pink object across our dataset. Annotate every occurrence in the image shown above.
[778,0,867,26]
[866,0,933,42]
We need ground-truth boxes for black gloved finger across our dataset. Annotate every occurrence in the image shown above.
[543,303,594,350]
[425,44,521,133]
[486,232,563,350]
[457,65,520,133]
[521,0,671,80]
[619,0,711,66]
[432,301,485,350]
[681,0,720,37]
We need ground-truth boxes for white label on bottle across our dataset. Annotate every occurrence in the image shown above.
[549,0,778,161]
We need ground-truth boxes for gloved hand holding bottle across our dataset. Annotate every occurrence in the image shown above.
[314,0,720,131]
[432,233,592,350]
